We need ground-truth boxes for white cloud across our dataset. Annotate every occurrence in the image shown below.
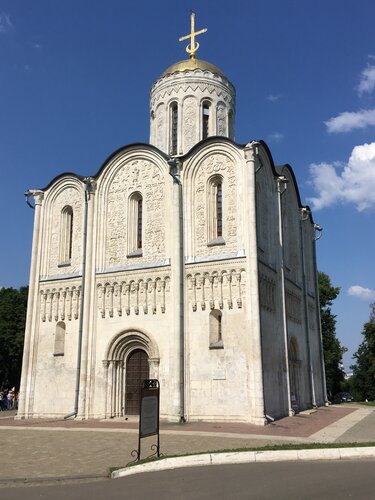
[267,132,284,143]
[357,62,375,96]
[348,285,375,301]
[33,42,42,49]
[266,94,282,102]
[325,108,375,133]
[0,12,13,33]
[308,142,375,211]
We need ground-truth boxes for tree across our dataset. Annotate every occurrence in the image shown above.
[0,287,28,389]
[318,272,346,398]
[351,303,375,401]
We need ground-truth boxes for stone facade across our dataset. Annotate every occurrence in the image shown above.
[18,56,327,425]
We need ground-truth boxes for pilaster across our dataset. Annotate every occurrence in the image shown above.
[17,190,44,419]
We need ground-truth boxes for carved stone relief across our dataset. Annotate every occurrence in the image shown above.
[186,267,245,311]
[286,288,302,324]
[216,102,227,136]
[194,153,237,256]
[40,285,81,322]
[259,274,276,312]
[151,81,235,107]
[97,275,170,318]
[183,96,197,152]
[105,159,166,268]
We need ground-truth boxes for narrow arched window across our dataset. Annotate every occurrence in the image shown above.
[137,198,142,249]
[59,206,73,265]
[209,310,223,349]
[207,176,225,245]
[202,102,210,140]
[170,102,178,155]
[216,182,222,237]
[128,192,143,256]
[228,109,234,139]
[54,321,66,356]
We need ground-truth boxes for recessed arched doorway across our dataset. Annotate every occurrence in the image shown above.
[125,349,149,415]
[104,330,159,419]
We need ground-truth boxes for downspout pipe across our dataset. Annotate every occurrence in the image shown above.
[300,208,317,408]
[168,157,186,423]
[276,175,293,416]
[64,177,91,419]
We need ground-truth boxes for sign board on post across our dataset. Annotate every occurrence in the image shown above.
[129,379,160,464]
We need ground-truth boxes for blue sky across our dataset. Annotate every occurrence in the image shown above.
[1,0,374,370]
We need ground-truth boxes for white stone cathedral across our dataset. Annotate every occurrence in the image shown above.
[18,14,327,425]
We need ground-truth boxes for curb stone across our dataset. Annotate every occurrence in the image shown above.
[111,447,375,479]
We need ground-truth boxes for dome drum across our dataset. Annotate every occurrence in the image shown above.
[150,60,236,155]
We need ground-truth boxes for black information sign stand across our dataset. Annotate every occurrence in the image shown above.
[128,379,160,464]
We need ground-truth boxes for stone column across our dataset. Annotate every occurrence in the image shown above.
[17,190,44,419]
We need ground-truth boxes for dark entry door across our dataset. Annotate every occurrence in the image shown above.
[125,349,149,414]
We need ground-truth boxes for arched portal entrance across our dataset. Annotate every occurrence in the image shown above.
[125,349,149,414]
[104,329,159,418]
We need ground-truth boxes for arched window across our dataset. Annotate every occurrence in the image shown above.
[54,321,66,356]
[202,102,210,140]
[170,102,178,155]
[228,109,234,139]
[59,206,73,265]
[209,310,223,349]
[128,192,143,256]
[207,176,224,245]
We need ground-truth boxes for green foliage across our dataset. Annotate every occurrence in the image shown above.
[0,286,28,389]
[318,272,346,397]
[351,304,375,401]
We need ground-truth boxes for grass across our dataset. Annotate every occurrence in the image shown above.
[108,441,375,474]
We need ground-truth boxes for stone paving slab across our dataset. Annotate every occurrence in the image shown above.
[0,429,295,480]
[0,405,373,483]
[0,405,356,437]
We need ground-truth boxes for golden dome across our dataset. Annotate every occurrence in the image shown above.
[160,58,225,78]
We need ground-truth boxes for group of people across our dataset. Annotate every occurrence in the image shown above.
[0,387,18,411]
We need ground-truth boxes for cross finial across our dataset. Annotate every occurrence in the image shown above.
[179,11,207,60]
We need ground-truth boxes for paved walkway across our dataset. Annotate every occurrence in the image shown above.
[0,405,373,483]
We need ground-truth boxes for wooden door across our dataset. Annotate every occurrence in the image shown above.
[125,349,149,415]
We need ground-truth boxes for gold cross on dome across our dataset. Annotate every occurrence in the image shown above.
[179,11,207,60]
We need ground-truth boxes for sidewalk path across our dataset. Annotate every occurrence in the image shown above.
[0,405,373,482]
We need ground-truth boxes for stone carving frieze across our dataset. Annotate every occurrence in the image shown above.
[39,285,81,322]
[151,82,235,108]
[286,288,302,324]
[186,267,245,311]
[259,273,276,312]
[97,274,170,318]
[105,159,166,268]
